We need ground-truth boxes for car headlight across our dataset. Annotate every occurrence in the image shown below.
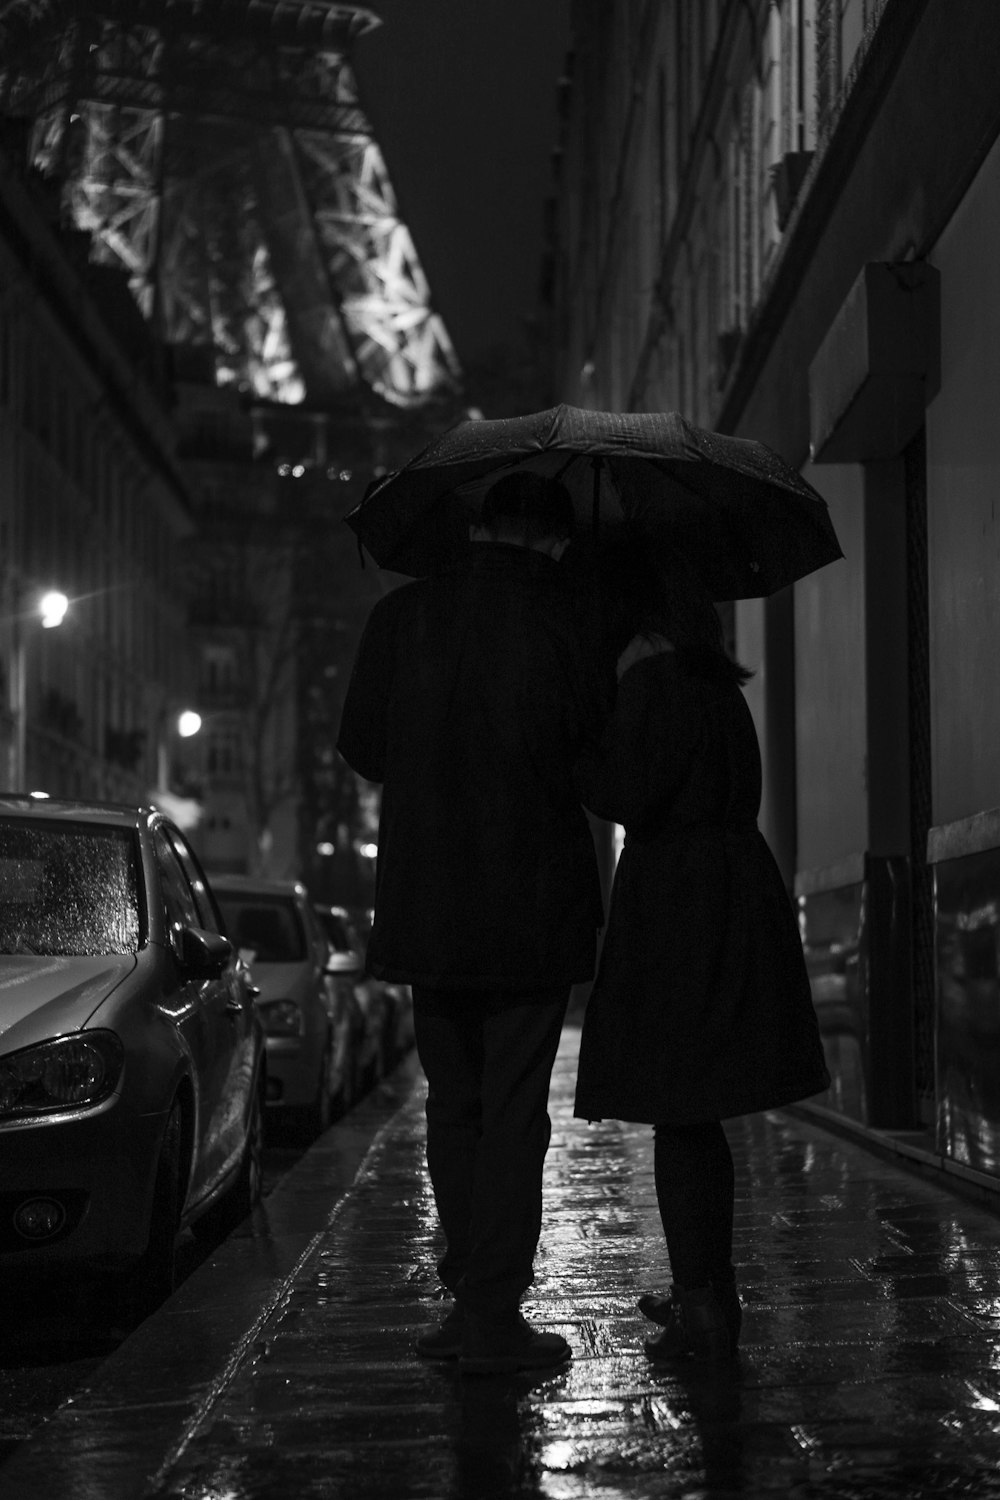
[257,1000,303,1038]
[0,1032,124,1119]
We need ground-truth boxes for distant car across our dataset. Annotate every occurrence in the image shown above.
[0,797,265,1319]
[211,876,356,1139]
[313,903,414,1087]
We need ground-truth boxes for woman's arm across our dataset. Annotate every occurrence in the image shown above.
[573,650,705,827]
[616,632,674,680]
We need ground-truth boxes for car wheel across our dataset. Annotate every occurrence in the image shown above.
[365,1031,385,1094]
[298,1037,336,1141]
[191,1082,264,1244]
[119,1099,183,1323]
[333,1044,356,1121]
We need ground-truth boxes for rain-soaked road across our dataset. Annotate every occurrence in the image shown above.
[7,1028,1000,1498]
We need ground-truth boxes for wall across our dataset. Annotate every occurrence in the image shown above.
[926,129,1000,826]
[793,463,867,871]
[0,131,195,800]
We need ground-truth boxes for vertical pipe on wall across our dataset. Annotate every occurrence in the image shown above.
[903,424,935,1123]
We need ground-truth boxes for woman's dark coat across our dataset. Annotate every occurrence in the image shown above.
[337,543,608,991]
[573,650,830,1124]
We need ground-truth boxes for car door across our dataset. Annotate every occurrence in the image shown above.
[151,826,240,1202]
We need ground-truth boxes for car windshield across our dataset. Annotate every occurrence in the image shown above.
[217,896,306,963]
[0,819,141,957]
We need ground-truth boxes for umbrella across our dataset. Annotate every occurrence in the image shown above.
[345,404,843,599]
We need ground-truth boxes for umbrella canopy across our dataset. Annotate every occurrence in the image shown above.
[346,405,843,599]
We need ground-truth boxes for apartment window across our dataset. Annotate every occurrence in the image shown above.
[202,643,238,696]
[208,728,242,776]
[795,0,818,151]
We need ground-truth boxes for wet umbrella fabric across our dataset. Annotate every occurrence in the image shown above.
[345,405,843,599]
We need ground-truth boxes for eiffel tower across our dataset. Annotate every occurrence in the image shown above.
[0,0,462,411]
[0,0,463,881]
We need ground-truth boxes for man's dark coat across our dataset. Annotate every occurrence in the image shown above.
[337,543,607,990]
[573,651,831,1124]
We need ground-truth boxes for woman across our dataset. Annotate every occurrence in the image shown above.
[573,536,830,1364]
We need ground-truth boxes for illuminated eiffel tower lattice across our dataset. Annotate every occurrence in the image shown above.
[0,0,462,409]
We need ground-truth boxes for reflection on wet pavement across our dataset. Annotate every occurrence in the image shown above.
[147,1025,1000,1497]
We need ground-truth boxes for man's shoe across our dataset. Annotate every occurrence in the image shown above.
[459,1311,571,1374]
[639,1285,733,1363]
[415,1303,465,1359]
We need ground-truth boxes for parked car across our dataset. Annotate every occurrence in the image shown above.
[211,876,357,1139]
[313,903,414,1087]
[0,796,265,1319]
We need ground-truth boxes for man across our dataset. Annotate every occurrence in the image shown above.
[337,472,607,1373]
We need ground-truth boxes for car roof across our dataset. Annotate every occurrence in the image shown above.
[0,795,159,831]
[208,873,308,900]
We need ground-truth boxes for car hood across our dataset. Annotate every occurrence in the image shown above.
[0,955,137,1053]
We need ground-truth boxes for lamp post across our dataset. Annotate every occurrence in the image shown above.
[152,706,203,830]
[156,707,202,792]
[11,588,69,790]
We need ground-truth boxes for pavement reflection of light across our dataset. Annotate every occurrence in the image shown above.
[91,1033,1000,1500]
[539,1439,578,1471]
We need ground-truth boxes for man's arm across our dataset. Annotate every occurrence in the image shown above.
[336,596,395,783]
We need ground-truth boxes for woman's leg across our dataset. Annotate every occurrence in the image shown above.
[642,1120,739,1360]
[653,1119,735,1286]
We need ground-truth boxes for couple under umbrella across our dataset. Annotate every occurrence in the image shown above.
[336,405,837,1373]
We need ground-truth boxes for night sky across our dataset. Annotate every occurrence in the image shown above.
[353,1,572,370]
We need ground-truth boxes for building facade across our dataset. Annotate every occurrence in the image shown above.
[0,120,196,804]
[169,378,389,885]
[550,0,1000,1189]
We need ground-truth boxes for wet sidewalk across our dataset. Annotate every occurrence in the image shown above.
[6,1024,1000,1499]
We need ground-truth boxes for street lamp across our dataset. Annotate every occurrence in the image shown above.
[11,587,70,790]
[39,592,69,630]
[155,706,202,794]
[152,706,204,830]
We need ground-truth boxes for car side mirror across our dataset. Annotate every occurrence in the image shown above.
[325,948,362,978]
[177,924,233,978]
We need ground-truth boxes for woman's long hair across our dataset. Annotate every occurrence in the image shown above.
[595,532,753,686]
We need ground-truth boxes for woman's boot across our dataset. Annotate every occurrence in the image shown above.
[639,1282,737,1361]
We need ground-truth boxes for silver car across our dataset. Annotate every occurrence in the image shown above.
[211,876,356,1139]
[313,902,414,1090]
[0,797,265,1321]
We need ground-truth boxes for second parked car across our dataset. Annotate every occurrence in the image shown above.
[210,876,356,1140]
[313,903,414,1088]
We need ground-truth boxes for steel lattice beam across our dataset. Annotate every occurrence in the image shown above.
[0,0,462,407]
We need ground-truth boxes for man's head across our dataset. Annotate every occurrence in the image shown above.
[471,472,575,559]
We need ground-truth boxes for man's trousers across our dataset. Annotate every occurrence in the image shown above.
[411,985,570,1318]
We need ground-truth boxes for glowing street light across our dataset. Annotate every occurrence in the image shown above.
[177,709,202,739]
[12,586,70,788]
[156,707,202,791]
[152,706,204,831]
[39,591,69,629]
